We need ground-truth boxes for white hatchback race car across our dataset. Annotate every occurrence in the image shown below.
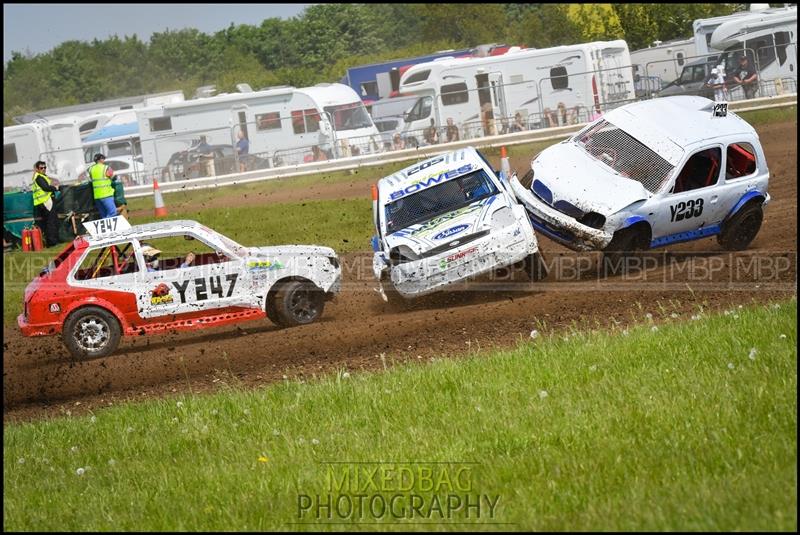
[19,217,341,359]
[510,96,770,263]
[371,146,544,300]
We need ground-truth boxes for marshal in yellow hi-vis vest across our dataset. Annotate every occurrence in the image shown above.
[88,162,114,199]
[31,171,53,206]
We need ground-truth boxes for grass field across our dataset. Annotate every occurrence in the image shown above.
[3,300,796,531]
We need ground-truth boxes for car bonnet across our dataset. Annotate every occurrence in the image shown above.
[533,142,652,216]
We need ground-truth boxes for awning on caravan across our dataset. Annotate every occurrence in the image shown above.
[83,122,138,142]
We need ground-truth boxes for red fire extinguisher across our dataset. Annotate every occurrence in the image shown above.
[31,226,44,251]
[22,228,32,252]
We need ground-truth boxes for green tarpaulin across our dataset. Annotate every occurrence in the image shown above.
[3,181,127,244]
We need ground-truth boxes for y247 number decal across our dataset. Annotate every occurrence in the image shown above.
[670,198,704,222]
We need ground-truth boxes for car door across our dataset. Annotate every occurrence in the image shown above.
[133,232,254,320]
[651,146,723,243]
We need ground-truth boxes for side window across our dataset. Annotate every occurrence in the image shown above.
[74,242,139,280]
[550,66,568,90]
[726,142,757,180]
[441,83,469,106]
[359,81,378,97]
[747,35,775,70]
[290,109,320,134]
[139,234,232,273]
[407,97,432,121]
[4,144,18,165]
[672,147,722,194]
[775,31,790,65]
[256,112,281,131]
[149,117,172,132]
[404,70,430,84]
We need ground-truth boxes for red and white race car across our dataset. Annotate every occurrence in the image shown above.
[18,216,341,359]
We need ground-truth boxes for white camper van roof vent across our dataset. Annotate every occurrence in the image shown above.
[315,83,332,87]
[194,85,217,99]
[236,83,253,93]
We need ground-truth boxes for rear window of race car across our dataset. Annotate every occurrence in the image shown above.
[575,120,674,193]
[385,169,498,234]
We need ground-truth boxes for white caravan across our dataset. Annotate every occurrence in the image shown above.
[3,120,85,190]
[396,41,634,142]
[709,6,797,83]
[136,83,382,178]
[630,38,696,91]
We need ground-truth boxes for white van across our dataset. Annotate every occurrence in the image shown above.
[136,83,382,179]
[396,41,635,143]
[3,120,85,190]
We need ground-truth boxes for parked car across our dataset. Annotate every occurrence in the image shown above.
[510,96,770,265]
[18,217,342,359]
[371,146,545,301]
[163,143,271,180]
[657,57,719,99]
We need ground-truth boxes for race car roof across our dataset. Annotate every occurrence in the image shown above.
[81,219,210,247]
[602,96,757,166]
[377,147,486,199]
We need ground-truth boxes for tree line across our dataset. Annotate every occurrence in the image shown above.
[3,3,744,125]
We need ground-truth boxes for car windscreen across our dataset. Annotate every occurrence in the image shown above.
[574,120,674,193]
[324,102,373,131]
[384,169,498,234]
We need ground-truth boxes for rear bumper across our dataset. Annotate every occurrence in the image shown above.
[17,314,60,337]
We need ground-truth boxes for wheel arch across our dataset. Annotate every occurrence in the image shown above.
[618,217,652,249]
[62,298,128,334]
[725,191,766,222]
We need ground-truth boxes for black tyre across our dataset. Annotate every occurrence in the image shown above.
[379,280,411,310]
[602,227,643,275]
[524,252,548,282]
[62,306,121,360]
[717,203,763,251]
[268,280,325,327]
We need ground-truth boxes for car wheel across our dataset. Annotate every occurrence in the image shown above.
[62,306,121,360]
[718,202,763,251]
[602,227,642,274]
[524,252,548,282]
[269,280,325,327]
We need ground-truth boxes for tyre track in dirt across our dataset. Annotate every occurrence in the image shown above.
[4,120,796,422]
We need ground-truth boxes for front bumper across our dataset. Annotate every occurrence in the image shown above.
[387,222,538,298]
[509,175,613,251]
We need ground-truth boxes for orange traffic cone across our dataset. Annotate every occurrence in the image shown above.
[500,146,511,181]
[153,179,168,217]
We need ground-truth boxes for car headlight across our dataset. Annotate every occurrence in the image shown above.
[389,245,421,265]
[491,207,516,230]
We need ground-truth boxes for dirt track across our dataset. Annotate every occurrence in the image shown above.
[4,120,797,422]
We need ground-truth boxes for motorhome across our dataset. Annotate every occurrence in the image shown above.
[692,5,773,57]
[396,40,635,143]
[630,38,696,91]
[136,83,382,179]
[709,5,797,84]
[3,120,85,190]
